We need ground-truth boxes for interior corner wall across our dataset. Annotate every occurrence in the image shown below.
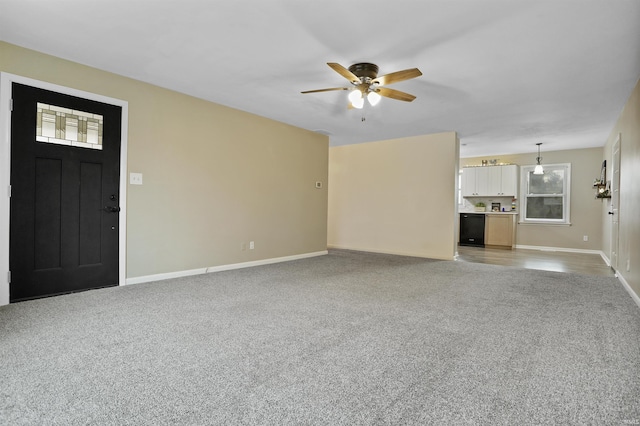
[462,147,604,251]
[327,132,459,260]
[0,41,328,280]
[603,77,640,300]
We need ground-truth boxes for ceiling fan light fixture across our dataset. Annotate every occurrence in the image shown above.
[367,91,381,106]
[349,89,364,109]
[348,89,362,103]
[351,97,364,109]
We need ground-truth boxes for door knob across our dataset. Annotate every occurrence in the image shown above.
[103,206,121,213]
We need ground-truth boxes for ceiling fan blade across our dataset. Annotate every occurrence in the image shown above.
[301,87,349,94]
[373,68,422,86]
[327,63,360,84]
[376,87,417,102]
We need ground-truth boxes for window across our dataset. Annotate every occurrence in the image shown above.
[520,163,571,224]
[36,103,103,150]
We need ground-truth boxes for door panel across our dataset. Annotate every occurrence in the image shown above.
[10,83,121,302]
[611,135,621,270]
[79,162,103,265]
[34,157,63,270]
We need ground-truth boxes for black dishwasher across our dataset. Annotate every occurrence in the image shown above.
[459,213,485,247]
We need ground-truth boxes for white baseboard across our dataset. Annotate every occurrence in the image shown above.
[125,250,328,286]
[614,271,640,309]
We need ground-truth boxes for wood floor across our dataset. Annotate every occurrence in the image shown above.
[456,245,615,277]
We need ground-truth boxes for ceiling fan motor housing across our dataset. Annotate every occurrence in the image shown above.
[348,63,379,80]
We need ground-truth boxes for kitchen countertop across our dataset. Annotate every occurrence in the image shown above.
[460,211,519,215]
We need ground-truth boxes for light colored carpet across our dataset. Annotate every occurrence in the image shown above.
[1,249,639,425]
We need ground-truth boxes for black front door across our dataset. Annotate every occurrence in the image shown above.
[10,83,122,302]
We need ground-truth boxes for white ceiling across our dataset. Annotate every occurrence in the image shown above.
[1,0,639,158]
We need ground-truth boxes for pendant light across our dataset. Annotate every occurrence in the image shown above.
[534,143,544,175]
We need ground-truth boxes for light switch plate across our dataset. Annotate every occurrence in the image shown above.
[130,173,143,185]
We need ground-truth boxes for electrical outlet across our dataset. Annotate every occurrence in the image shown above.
[249,241,255,250]
[315,181,322,189]
[583,235,588,242]
[129,173,143,185]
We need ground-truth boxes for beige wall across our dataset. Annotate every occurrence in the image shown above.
[603,77,640,300]
[1,42,328,279]
[328,132,459,260]
[462,147,604,251]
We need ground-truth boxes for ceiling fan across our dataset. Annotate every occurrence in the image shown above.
[301,62,422,109]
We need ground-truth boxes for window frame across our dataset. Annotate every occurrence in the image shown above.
[457,169,464,208]
[519,163,571,225]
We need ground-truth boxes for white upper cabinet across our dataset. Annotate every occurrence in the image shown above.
[462,167,489,196]
[462,167,478,196]
[462,165,519,197]
[499,165,518,196]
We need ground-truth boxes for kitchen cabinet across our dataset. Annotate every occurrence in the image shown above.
[461,165,519,197]
[485,214,516,248]
[462,167,489,196]
[497,165,518,196]
[462,167,478,196]
[458,212,517,249]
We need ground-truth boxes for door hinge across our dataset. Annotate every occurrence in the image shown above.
[7,271,10,284]
[7,185,10,198]
[10,98,13,112]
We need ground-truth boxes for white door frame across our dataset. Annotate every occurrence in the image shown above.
[610,133,621,272]
[0,72,128,306]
